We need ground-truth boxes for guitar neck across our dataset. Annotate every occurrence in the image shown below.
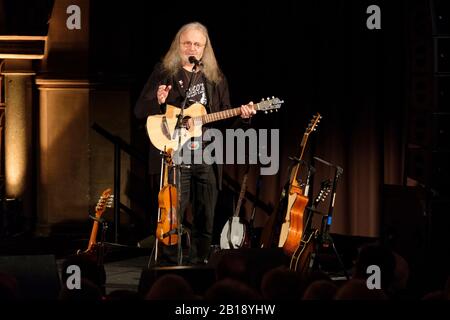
[290,113,321,183]
[87,220,99,251]
[198,107,242,125]
[290,137,308,186]
[233,175,248,217]
[233,193,245,218]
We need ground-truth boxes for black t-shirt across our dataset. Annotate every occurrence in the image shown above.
[182,69,208,107]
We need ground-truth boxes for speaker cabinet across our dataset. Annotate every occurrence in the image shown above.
[0,254,60,299]
[381,185,428,267]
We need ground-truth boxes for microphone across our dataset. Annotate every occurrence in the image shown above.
[188,56,202,66]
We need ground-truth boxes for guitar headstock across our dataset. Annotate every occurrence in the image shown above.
[305,113,322,136]
[94,188,114,217]
[314,179,332,205]
[255,97,284,113]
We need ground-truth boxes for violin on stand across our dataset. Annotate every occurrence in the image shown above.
[155,148,179,247]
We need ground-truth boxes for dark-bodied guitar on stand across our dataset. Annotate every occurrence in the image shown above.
[289,180,331,275]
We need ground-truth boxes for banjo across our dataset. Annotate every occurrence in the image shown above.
[220,173,250,249]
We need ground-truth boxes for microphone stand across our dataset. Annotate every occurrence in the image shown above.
[174,60,199,265]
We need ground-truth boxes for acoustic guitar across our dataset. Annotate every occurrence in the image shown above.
[78,189,114,255]
[280,113,321,256]
[146,97,283,152]
[220,172,250,249]
[259,113,321,250]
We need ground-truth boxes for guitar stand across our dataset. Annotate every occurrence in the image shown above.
[297,157,349,281]
[311,217,349,280]
[294,209,349,280]
[312,157,348,280]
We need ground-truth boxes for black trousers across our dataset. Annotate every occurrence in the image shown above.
[160,163,218,265]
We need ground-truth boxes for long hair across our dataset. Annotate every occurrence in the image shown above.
[162,22,223,84]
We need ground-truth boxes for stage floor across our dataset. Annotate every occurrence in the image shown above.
[56,254,148,295]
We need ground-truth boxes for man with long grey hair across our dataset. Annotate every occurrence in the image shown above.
[134,22,255,265]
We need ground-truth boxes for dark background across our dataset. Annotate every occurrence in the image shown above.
[1,0,449,294]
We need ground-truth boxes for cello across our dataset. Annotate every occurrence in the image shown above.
[280,113,321,256]
[155,148,179,246]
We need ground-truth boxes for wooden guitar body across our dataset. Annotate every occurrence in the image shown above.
[146,104,206,152]
[281,190,308,256]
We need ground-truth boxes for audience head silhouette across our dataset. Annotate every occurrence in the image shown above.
[205,278,261,301]
[145,274,196,300]
[334,279,388,300]
[261,266,304,300]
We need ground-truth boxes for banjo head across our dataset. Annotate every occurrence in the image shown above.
[220,217,247,249]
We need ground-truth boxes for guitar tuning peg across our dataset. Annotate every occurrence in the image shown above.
[262,98,265,101]
[275,109,278,112]
[270,110,273,113]
[265,111,268,114]
[272,96,275,99]
[267,97,269,100]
